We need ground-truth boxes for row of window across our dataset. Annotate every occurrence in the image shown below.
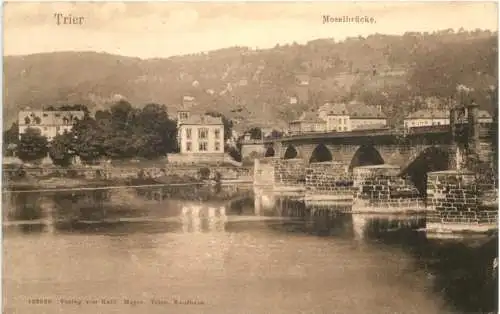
[185,128,221,140]
[185,141,221,152]
[405,121,443,127]
[23,116,77,125]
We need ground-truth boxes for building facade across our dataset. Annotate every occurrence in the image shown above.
[288,112,327,134]
[318,101,387,132]
[404,109,493,129]
[177,111,225,155]
[18,110,85,141]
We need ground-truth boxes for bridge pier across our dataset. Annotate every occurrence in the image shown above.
[304,161,354,206]
[426,170,498,236]
[352,165,425,214]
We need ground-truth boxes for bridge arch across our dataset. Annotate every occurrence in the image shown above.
[309,144,333,163]
[283,145,299,159]
[264,146,275,157]
[349,145,385,171]
[401,146,450,196]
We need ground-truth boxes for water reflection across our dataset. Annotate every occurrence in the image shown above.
[180,205,227,233]
[2,189,498,314]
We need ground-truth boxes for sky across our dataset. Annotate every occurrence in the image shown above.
[3,1,499,59]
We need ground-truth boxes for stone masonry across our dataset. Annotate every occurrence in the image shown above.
[305,162,354,194]
[352,165,425,212]
[426,170,498,231]
[272,158,306,187]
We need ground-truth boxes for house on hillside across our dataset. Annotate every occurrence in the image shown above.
[18,109,85,141]
[318,101,387,132]
[295,74,310,86]
[288,112,326,135]
[404,108,492,129]
[172,110,225,164]
[182,96,197,109]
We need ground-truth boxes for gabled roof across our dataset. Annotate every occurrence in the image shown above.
[18,110,85,126]
[180,114,223,125]
[319,101,386,119]
[291,111,325,124]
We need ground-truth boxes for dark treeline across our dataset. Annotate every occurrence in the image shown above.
[7,102,179,166]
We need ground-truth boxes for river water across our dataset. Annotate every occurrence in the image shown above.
[2,190,498,314]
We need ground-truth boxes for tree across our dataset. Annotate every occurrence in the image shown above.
[72,117,106,164]
[227,146,242,162]
[3,122,19,146]
[49,131,75,167]
[132,103,178,158]
[268,129,283,139]
[205,111,233,140]
[17,128,48,162]
[247,127,263,140]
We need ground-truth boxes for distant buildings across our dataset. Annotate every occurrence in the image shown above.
[295,74,310,86]
[317,101,387,132]
[404,109,493,129]
[288,112,327,134]
[18,110,85,141]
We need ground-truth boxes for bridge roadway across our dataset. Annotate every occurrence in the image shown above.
[242,123,495,175]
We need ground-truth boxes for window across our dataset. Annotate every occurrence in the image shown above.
[215,142,221,151]
[214,129,221,139]
[56,126,60,132]
[199,142,208,151]
[179,112,188,120]
[186,142,192,152]
[186,128,192,140]
[198,128,208,139]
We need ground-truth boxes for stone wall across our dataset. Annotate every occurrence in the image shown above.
[305,162,353,194]
[4,165,253,182]
[254,158,277,186]
[426,170,498,230]
[167,153,226,164]
[352,165,424,212]
[273,158,306,186]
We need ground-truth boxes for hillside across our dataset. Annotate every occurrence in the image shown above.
[4,29,498,131]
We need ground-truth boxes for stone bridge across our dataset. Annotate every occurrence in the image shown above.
[244,123,496,180]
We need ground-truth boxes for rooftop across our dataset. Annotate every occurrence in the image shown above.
[319,101,386,119]
[291,111,326,123]
[406,109,492,119]
[18,110,85,126]
[180,114,223,125]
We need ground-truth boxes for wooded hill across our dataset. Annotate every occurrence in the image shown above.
[4,29,497,131]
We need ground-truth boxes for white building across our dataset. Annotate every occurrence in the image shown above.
[318,101,387,132]
[404,109,493,129]
[18,110,85,141]
[177,111,224,155]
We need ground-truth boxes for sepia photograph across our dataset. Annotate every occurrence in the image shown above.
[2,2,499,313]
